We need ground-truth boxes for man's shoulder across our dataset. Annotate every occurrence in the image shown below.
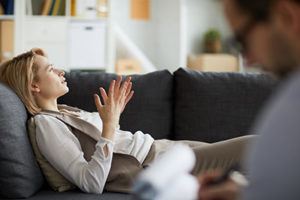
[257,69,300,123]
[250,69,300,141]
[244,70,300,200]
[276,69,300,99]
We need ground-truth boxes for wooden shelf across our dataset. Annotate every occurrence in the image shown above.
[25,15,66,20]
[69,17,107,22]
[0,15,14,20]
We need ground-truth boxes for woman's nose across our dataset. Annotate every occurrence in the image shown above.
[57,69,65,76]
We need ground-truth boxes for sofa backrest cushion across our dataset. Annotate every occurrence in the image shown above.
[58,70,174,139]
[173,68,277,143]
[0,83,44,198]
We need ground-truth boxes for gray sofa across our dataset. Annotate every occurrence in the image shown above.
[0,68,277,200]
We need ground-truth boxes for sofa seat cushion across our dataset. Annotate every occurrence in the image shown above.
[0,83,44,198]
[58,70,174,139]
[173,68,277,143]
[20,189,133,200]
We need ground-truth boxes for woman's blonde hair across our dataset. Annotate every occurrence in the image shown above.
[0,48,46,115]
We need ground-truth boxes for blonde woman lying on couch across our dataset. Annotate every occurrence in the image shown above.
[0,48,254,194]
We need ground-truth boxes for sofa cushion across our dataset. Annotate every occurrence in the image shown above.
[27,117,76,192]
[23,188,133,200]
[58,70,173,139]
[0,83,44,198]
[173,68,277,143]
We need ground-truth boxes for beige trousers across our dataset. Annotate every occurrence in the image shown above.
[143,135,255,175]
[105,135,255,193]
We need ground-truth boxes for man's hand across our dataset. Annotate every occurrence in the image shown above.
[198,171,240,200]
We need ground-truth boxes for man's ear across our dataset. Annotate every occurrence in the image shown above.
[31,83,40,93]
[275,1,300,34]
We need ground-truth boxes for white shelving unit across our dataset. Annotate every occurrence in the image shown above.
[3,0,115,72]
[0,15,14,20]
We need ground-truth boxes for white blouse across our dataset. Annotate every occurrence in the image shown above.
[34,110,154,194]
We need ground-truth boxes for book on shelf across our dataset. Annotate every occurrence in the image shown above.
[57,0,65,16]
[31,0,65,16]
[41,0,52,15]
[31,0,43,15]
[71,0,76,16]
[6,0,13,14]
[0,0,14,15]
[28,0,106,17]
[52,0,61,15]
[0,3,4,15]
[48,0,55,15]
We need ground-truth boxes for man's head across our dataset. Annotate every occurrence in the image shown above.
[224,0,300,78]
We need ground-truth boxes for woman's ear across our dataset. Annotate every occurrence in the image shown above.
[31,83,40,93]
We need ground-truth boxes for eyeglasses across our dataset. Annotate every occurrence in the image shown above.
[228,19,259,54]
[228,0,300,53]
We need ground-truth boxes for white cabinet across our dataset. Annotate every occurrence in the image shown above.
[23,18,68,68]
[24,19,68,43]
[68,21,107,69]
[4,0,114,72]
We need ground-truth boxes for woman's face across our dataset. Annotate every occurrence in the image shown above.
[33,55,69,100]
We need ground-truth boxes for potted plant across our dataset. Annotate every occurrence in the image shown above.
[204,29,222,53]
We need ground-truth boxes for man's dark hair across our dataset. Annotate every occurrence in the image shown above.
[234,0,300,21]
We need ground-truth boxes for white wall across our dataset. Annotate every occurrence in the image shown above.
[152,0,184,71]
[186,0,232,55]
[112,0,184,72]
[112,0,156,64]
[113,0,232,72]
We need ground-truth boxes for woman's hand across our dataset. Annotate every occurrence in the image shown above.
[93,76,133,141]
[198,171,240,200]
[96,76,134,114]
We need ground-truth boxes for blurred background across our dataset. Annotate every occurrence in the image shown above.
[0,0,260,75]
